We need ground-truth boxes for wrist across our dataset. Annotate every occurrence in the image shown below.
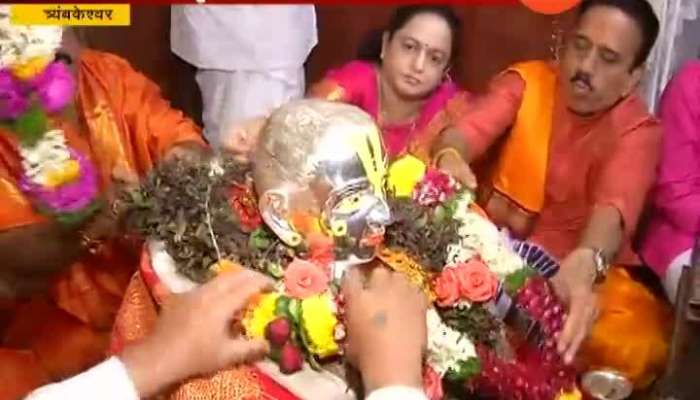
[360,351,423,393]
[575,246,609,283]
[121,338,179,398]
[433,147,462,169]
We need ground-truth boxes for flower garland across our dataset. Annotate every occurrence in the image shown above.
[124,154,581,400]
[385,155,579,400]
[0,17,99,225]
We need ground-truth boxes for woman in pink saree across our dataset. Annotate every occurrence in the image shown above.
[226,6,472,169]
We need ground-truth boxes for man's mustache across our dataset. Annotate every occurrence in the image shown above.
[571,71,594,91]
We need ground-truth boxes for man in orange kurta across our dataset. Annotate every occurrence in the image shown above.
[434,0,669,392]
[0,31,206,399]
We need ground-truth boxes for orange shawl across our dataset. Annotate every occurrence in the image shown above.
[0,49,204,400]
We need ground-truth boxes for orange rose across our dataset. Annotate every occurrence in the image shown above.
[284,258,330,299]
[434,267,461,307]
[308,232,335,271]
[454,259,499,302]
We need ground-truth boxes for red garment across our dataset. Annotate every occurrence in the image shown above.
[460,71,661,264]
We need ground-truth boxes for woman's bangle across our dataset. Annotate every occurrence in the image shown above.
[432,147,463,168]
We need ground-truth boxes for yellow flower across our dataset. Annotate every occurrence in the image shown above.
[243,292,280,339]
[387,155,426,197]
[44,160,81,188]
[11,56,52,81]
[557,388,582,400]
[210,259,241,275]
[301,293,339,358]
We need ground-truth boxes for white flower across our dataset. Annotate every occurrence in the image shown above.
[0,6,63,68]
[208,158,224,177]
[447,192,525,279]
[426,308,476,376]
[19,129,72,186]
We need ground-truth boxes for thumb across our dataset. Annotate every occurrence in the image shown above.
[220,337,269,367]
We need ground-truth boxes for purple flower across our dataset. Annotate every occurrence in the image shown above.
[20,148,99,213]
[32,62,75,114]
[0,69,29,119]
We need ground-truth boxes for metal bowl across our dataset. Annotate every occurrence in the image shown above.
[581,369,633,400]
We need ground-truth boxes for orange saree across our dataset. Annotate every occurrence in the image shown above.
[0,49,204,400]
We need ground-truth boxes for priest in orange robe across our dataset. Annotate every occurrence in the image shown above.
[433,0,670,393]
[0,24,206,399]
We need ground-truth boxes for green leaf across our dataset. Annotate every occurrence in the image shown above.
[275,296,292,318]
[433,205,447,223]
[445,357,481,382]
[13,106,47,146]
[504,267,537,296]
[249,227,272,249]
[266,261,285,279]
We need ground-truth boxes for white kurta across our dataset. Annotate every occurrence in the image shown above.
[25,356,428,400]
[170,5,318,147]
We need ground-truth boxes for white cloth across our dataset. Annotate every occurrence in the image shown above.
[643,0,700,112]
[195,67,305,147]
[25,357,139,400]
[170,5,317,71]
[366,386,428,400]
[24,354,422,400]
[664,248,692,303]
[170,5,316,147]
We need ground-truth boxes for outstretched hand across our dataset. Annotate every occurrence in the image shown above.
[120,270,273,398]
[551,248,599,364]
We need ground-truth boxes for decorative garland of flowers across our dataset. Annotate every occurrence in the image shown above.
[123,154,581,400]
[0,21,99,225]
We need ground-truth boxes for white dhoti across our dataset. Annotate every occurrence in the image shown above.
[195,67,305,147]
[170,4,318,147]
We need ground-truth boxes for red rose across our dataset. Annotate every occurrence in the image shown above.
[454,259,499,303]
[423,365,444,400]
[434,267,461,307]
[279,342,304,374]
[228,184,262,232]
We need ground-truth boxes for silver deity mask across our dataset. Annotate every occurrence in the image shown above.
[253,99,390,268]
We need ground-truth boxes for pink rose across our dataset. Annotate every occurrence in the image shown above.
[423,365,444,400]
[434,267,461,307]
[284,258,329,299]
[454,259,499,303]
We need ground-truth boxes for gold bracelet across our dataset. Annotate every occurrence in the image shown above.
[432,147,463,168]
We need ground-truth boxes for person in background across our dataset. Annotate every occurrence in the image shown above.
[432,0,670,391]
[224,5,476,189]
[26,268,430,400]
[171,5,318,148]
[0,13,205,399]
[639,61,700,302]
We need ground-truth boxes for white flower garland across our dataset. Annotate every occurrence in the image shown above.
[0,6,63,68]
[428,191,528,377]
[19,129,73,186]
[426,308,477,376]
[446,192,525,278]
